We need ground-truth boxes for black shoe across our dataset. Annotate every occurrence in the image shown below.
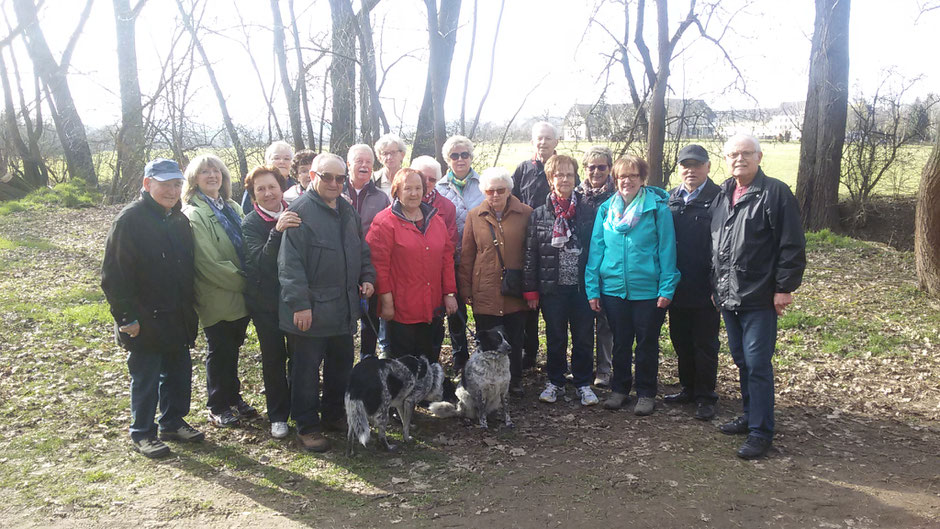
[736,435,772,460]
[663,391,692,404]
[719,416,748,435]
[159,421,206,442]
[694,402,716,421]
[509,380,524,397]
[208,408,240,428]
[235,400,259,419]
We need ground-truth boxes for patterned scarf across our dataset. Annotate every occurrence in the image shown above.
[605,187,648,233]
[580,176,614,199]
[423,187,438,206]
[199,191,245,268]
[550,192,578,248]
[447,170,468,194]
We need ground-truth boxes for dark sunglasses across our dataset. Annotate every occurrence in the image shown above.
[449,151,471,160]
[313,171,347,184]
[587,164,609,172]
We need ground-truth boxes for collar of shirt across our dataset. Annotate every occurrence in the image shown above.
[258,202,284,219]
[678,183,704,203]
[209,195,225,209]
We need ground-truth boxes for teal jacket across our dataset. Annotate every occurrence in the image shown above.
[584,186,680,301]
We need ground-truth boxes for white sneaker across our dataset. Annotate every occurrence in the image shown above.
[271,421,289,439]
[539,383,565,403]
[578,386,599,406]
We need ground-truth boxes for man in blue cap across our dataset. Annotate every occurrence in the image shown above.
[102,158,204,458]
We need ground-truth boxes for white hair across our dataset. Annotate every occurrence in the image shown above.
[410,155,442,181]
[346,144,375,163]
[374,133,406,154]
[312,152,345,173]
[723,134,762,155]
[265,140,293,162]
[441,135,474,159]
[479,167,513,191]
[531,121,558,139]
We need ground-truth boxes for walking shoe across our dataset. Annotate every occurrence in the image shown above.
[321,417,346,433]
[593,372,611,388]
[736,435,772,460]
[133,437,170,459]
[159,421,205,443]
[577,386,599,406]
[603,392,630,410]
[539,383,565,403]
[663,390,692,404]
[235,399,259,419]
[271,421,289,439]
[694,402,717,421]
[634,397,655,416]
[296,431,330,453]
[509,379,525,397]
[719,416,749,435]
[208,408,240,428]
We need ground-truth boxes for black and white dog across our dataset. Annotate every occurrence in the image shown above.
[345,355,445,456]
[429,327,513,429]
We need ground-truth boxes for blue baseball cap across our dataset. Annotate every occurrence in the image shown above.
[144,158,184,181]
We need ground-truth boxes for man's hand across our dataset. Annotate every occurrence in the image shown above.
[119,322,140,338]
[360,282,375,299]
[294,309,312,332]
[656,297,671,309]
[773,292,793,315]
[526,299,538,311]
[588,298,601,313]
[444,295,458,315]
[275,211,301,232]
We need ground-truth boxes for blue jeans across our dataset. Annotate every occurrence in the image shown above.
[286,333,354,434]
[541,286,595,387]
[127,346,193,441]
[601,296,666,398]
[721,308,778,440]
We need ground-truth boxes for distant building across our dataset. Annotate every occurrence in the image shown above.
[713,102,804,141]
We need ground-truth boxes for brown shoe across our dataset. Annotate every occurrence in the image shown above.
[296,431,330,453]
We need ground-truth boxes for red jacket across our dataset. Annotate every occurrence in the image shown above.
[427,192,458,252]
[366,203,457,324]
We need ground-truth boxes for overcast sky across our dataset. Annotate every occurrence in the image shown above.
[6,0,938,130]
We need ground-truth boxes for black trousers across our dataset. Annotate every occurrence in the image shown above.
[286,333,354,434]
[203,316,250,414]
[668,306,720,403]
[522,309,540,368]
[387,320,436,364]
[251,311,291,423]
[434,300,469,370]
[359,296,380,359]
[474,311,526,381]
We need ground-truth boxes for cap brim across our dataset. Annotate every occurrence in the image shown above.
[678,156,709,163]
[149,172,184,181]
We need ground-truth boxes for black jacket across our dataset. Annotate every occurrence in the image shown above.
[710,169,806,311]
[668,179,721,308]
[242,208,284,318]
[101,191,198,353]
[511,159,552,209]
[522,192,594,296]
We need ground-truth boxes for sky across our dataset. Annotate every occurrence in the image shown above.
[4,0,938,132]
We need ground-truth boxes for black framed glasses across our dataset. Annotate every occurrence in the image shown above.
[587,164,609,172]
[449,151,471,160]
[313,171,347,184]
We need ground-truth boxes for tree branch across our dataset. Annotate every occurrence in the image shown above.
[59,0,95,72]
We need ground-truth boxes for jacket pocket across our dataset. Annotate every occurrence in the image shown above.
[309,285,346,331]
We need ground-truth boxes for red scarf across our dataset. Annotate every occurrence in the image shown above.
[550,192,577,248]
[423,187,439,206]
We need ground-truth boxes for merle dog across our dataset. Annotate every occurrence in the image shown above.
[344,355,445,456]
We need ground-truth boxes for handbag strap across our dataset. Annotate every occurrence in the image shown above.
[486,220,506,272]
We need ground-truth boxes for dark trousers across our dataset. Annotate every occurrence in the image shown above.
[252,311,291,423]
[722,308,778,440]
[387,320,436,364]
[522,309,540,368]
[203,316,250,414]
[668,306,720,403]
[434,299,469,370]
[127,346,192,441]
[601,296,666,398]
[286,333,354,434]
[474,311,526,381]
[541,286,595,388]
[360,296,379,359]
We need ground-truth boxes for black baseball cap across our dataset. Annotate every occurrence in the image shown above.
[677,145,709,163]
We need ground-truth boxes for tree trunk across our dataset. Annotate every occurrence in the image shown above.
[13,0,97,186]
[328,0,357,158]
[0,50,46,189]
[270,0,304,151]
[915,121,940,297]
[111,0,147,202]
[289,0,316,149]
[356,1,387,149]
[796,0,851,231]
[413,0,461,166]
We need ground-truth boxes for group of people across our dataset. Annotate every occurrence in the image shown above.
[101,123,805,461]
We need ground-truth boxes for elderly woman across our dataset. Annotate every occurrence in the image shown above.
[366,168,458,363]
[459,167,532,395]
[584,156,680,416]
[580,146,616,388]
[241,141,295,214]
[373,133,407,197]
[436,135,484,372]
[182,154,256,427]
[283,149,316,204]
[242,166,301,439]
[522,154,598,407]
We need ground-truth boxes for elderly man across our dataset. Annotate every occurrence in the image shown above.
[343,144,390,358]
[373,133,407,197]
[279,153,376,452]
[665,145,722,421]
[711,135,806,460]
[101,159,203,458]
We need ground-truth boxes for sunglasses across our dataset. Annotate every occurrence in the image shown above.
[314,171,347,184]
[449,151,471,160]
[587,164,609,172]
[484,188,508,196]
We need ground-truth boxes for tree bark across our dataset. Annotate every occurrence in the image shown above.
[270,0,304,150]
[110,0,147,202]
[413,0,461,166]
[328,0,357,158]
[289,0,317,149]
[0,49,47,189]
[915,120,940,297]
[796,0,851,231]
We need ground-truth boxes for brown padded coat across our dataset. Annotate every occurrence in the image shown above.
[458,195,533,317]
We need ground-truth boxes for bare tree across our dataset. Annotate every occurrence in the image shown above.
[355,0,388,149]
[458,0,477,136]
[232,2,283,143]
[468,0,505,139]
[412,0,461,166]
[328,0,357,157]
[289,0,319,149]
[270,0,304,150]
[916,120,940,297]
[110,0,148,202]
[0,45,48,194]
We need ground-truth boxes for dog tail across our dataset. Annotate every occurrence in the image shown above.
[428,401,459,418]
[344,395,370,447]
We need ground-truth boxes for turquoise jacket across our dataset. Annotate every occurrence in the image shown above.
[584,186,680,301]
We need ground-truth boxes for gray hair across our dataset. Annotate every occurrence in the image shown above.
[374,133,406,154]
[312,152,346,173]
[410,155,443,181]
[265,140,293,162]
[479,167,513,191]
[441,135,474,159]
[347,144,375,163]
[582,145,613,167]
[531,121,558,139]
[723,134,762,155]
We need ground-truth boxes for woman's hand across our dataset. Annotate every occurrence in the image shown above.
[444,295,458,315]
[656,297,671,309]
[275,211,301,232]
[588,298,601,312]
[379,293,395,320]
[526,299,538,311]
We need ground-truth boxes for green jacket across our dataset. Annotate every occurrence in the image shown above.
[183,196,248,327]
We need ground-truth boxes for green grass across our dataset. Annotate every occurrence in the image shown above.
[0,181,101,216]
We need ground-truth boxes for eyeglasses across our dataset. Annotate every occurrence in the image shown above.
[616,173,643,181]
[484,188,508,196]
[449,151,471,160]
[378,150,402,157]
[725,151,756,159]
[587,164,608,172]
[313,171,347,184]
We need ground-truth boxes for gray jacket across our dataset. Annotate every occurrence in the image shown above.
[342,179,390,236]
[435,169,484,261]
[278,188,376,337]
